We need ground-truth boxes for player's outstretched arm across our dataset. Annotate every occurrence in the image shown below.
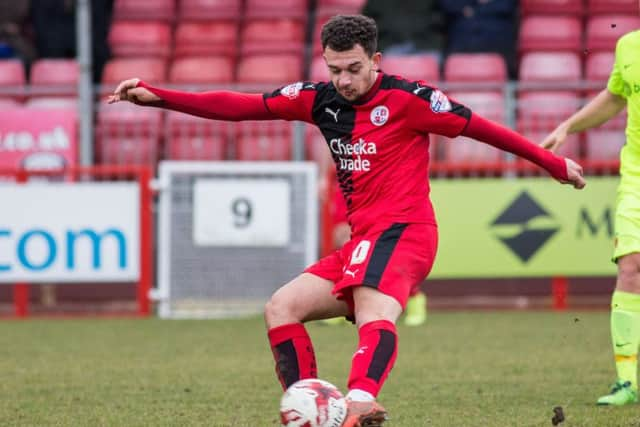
[107,79,276,121]
[541,89,626,153]
[461,113,586,189]
[107,78,161,104]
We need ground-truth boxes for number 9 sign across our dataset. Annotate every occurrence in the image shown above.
[193,179,290,247]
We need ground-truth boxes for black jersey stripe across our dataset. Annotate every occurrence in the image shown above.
[311,82,357,207]
[379,74,471,121]
[363,223,408,286]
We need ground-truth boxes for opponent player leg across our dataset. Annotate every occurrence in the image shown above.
[265,272,349,390]
[404,286,427,326]
[598,252,640,405]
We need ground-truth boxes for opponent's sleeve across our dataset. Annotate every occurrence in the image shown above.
[263,82,317,123]
[607,38,629,98]
[407,85,472,137]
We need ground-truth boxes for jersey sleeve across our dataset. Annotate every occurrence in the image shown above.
[263,82,317,123]
[407,85,472,137]
[607,38,628,98]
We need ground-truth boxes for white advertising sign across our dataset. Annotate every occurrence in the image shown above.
[193,179,290,247]
[0,183,140,283]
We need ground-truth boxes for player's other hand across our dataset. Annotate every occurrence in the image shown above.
[540,123,569,153]
[107,78,161,104]
[561,158,586,189]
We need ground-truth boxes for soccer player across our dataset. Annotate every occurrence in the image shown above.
[109,14,585,426]
[541,19,640,406]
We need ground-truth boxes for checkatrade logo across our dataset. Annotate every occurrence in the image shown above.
[490,191,560,262]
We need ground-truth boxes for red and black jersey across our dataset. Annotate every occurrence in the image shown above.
[264,73,472,235]
[140,75,566,234]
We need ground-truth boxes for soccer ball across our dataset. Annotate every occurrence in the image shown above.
[280,378,347,427]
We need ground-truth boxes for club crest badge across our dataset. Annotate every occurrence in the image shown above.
[370,105,389,126]
[280,82,303,100]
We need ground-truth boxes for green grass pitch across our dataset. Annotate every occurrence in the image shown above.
[1,312,639,426]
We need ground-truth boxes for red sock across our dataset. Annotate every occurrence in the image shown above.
[268,323,317,390]
[347,320,398,397]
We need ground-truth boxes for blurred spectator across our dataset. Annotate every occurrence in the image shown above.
[0,0,36,68]
[31,0,75,58]
[362,0,444,61]
[30,0,113,82]
[438,0,518,78]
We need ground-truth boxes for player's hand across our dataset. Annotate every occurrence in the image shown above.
[107,78,161,104]
[540,123,569,153]
[560,158,586,189]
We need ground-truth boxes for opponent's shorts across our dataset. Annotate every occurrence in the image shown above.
[305,222,437,313]
[613,189,640,262]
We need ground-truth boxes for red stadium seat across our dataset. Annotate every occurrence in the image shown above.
[24,97,78,109]
[96,103,163,166]
[234,121,292,161]
[312,15,332,57]
[440,92,506,164]
[237,54,303,85]
[518,92,581,120]
[30,59,79,97]
[0,59,26,87]
[165,111,228,160]
[113,0,175,21]
[444,53,507,83]
[174,21,238,58]
[382,54,440,83]
[309,56,328,81]
[520,0,582,15]
[101,58,167,85]
[305,124,331,165]
[316,0,366,16]
[441,136,503,165]
[169,57,235,84]
[108,21,172,58]
[585,51,615,82]
[178,0,242,20]
[585,128,626,161]
[0,98,21,109]
[584,106,627,162]
[517,92,582,159]
[519,52,582,82]
[453,92,506,123]
[583,51,618,163]
[588,0,639,14]
[0,60,26,101]
[240,19,306,56]
[586,16,640,52]
[304,125,335,197]
[244,0,309,20]
[518,16,582,53]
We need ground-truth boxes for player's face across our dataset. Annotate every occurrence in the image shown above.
[323,44,381,102]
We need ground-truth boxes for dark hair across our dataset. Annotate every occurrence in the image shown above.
[321,15,378,57]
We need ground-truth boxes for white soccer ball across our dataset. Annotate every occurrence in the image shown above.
[280,378,347,427]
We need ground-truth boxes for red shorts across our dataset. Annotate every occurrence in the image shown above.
[305,222,437,313]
